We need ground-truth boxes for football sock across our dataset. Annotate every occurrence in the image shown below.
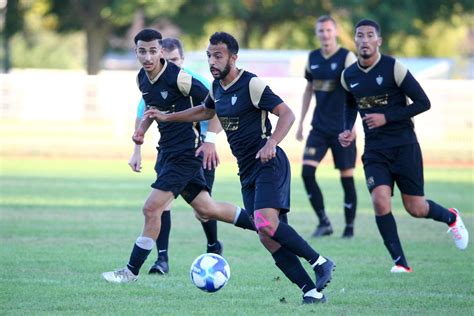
[302,165,330,226]
[156,210,171,261]
[272,247,316,294]
[127,236,154,275]
[375,213,409,268]
[201,219,218,245]
[279,213,288,224]
[426,200,456,225]
[341,176,357,226]
[233,207,256,231]
[272,221,320,265]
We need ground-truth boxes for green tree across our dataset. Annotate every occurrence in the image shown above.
[2,0,25,72]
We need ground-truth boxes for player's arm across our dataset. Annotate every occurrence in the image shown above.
[196,114,222,170]
[384,61,431,122]
[339,72,358,147]
[297,81,313,141]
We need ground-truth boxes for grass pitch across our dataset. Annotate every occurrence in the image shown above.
[1,158,473,315]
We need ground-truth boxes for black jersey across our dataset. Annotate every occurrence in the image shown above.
[204,70,283,178]
[305,47,356,135]
[137,59,209,153]
[341,54,431,150]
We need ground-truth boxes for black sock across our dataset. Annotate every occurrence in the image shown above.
[272,247,316,293]
[341,176,357,226]
[272,221,320,265]
[302,165,329,226]
[375,213,409,268]
[234,208,256,231]
[156,210,171,260]
[426,200,456,225]
[201,220,218,245]
[127,243,152,275]
[279,213,288,224]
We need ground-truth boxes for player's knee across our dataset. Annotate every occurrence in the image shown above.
[193,205,213,221]
[372,196,391,215]
[142,202,160,219]
[301,165,316,182]
[404,201,427,218]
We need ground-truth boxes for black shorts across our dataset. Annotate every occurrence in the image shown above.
[362,143,424,196]
[303,131,356,170]
[152,149,209,203]
[241,147,291,215]
[203,167,216,195]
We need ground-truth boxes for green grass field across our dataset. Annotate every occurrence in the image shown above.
[1,158,473,315]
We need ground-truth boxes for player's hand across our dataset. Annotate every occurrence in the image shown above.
[256,139,277,163]
[338,130,355,147]
[128,151,142,172]
[132,128,145,145]
[362,113,386,129]
[296,124,304,141]
[144,108,167,122]
[196,142,220,170]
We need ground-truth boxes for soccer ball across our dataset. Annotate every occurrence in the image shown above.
[190,253,230,293]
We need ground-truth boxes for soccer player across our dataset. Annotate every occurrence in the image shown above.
[339,19,469,273]
[128,38,222,275]
[143,32,335,304]
[296,15,358,238]
[102,29,255,284]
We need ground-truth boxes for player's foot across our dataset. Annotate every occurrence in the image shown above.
[341,225,354,239]
[102,267,138,283]
[207,240,223,255]
[447,208,469,250]
[302,294,327,304]
[390,265,413,273]
[312,224,333,238]
[314,257,335,291]
[149,257,169,275]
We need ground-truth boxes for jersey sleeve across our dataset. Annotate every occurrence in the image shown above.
[341,70,358,130]
[249,77,283,112]
[177,69,209,104]
[304,55,313,82]
[204,86,215,109]
[137,98,145,119]
[345,51,357,68]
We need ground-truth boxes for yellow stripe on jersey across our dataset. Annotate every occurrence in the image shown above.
[340,69,349,91]
[249,77,267,108]
[177,69,192,96]
[345,52,357,68]
[260,110,267,139]
[312,80,336,92]
[394,60,408,87]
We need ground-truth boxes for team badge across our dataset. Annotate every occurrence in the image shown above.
[331,62,337,70]
[376,75,383,85]
[231,94,237,105]
[367,176,375,189]
[161,90,168,99]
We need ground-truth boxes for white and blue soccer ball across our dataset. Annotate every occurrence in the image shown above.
[190,253,230,293]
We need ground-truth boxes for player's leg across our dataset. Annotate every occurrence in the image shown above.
[301,133,332,237]
[200,167,223,254]
[102,189,175,283]
[149,201,173,275]
[332,136,357,238]
[395,143,468,250]
[364,149,411,272]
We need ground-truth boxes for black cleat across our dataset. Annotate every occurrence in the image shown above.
[302,294,327,304]
[342,225,354,239]
[314,258,335,291]
[148,257,169,275]
[207,240,223,255]
[312,224,333,238]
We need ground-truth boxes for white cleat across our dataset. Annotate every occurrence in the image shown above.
[390,265,413,273]
[102,267,138,283]
[447,208,469,250]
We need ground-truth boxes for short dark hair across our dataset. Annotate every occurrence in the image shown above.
[209,32,239,55]
[316,15,336,26]
[134,29,162,45]
[355,19,381,36]
[162,38,184,58]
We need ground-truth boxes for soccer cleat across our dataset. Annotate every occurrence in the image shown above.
[390,265,413,273]
[207,240,224,255]
[149,257,169,275]
[314,258,335,291]
[341,225,354,239]
[447,208,469,250]
[302,294,327,304]
[102,267,138,283]
[311,224,333,238]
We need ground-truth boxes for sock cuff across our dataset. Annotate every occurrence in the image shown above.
[233,206,242,225]
[136,236,155,250]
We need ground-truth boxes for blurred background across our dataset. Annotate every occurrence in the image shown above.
[0,0,473,165]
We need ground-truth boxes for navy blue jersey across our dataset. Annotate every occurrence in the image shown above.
[204,70,283,178]
[341,54,430,150]
[137,59,209,153]
[305,47,356,135]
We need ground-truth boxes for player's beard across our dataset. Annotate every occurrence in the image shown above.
[211,62,231,80]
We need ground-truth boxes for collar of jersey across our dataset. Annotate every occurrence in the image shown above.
[357,53,382,73]
[147,58,168,84]
[219,68,245,90]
